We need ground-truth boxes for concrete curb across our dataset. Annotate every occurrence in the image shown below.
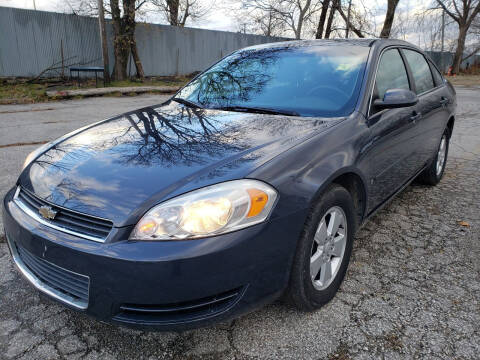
[46,86,180,98]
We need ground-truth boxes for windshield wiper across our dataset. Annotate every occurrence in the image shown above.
[173,97,203,109]
[212,105,299,117]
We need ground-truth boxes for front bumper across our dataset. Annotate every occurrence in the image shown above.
[2,187,306,330]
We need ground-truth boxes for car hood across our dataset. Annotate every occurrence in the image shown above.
[20,100,342,226]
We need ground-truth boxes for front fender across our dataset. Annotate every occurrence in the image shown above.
[249,113,370,219]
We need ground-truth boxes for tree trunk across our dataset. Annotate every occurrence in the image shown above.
[111,0,127,80]
[167,0,180,26]
[379,0,399,38]
[452,25,467,74]
[325,0,337,39]
[295,0,311,39]
[345,0,352,38]
[110,0,144,81]
[97,0,110,84]
[112,33,129,81]
[315,0,330,39]
[131,39,145,78]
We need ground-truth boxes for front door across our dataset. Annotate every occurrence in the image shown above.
[360,48,421,213]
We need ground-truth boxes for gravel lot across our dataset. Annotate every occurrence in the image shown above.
[0,89,479,359]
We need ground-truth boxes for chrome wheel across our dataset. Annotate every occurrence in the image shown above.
[310,206,347,290]
[436,135,447,176]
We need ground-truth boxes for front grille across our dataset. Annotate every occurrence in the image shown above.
[16,187,113,241]
[16,244,89,307]
[113,287,245,325]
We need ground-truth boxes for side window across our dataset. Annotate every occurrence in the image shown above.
[429,61,444,86]
[371,49,410,114]
[403,49,435,94]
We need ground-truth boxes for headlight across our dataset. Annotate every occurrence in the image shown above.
[130,180,278,240]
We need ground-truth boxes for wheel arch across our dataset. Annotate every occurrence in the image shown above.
[309,168,368,227]
[446,116,455,138]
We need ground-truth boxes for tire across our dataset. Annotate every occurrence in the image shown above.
[286,184,356,311]
[417,129,449,186]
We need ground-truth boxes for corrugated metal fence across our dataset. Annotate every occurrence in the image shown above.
[0,6,286,77]
[1,7,478,78]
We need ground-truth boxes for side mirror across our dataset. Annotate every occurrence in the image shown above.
[373,88,418,110]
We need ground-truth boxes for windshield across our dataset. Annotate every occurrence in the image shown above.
[176,44,370,117]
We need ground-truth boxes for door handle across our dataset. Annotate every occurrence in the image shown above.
[410,112,422,124]
[440,97,449,106]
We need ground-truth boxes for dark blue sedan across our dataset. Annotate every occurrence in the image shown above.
[3,39,456,330]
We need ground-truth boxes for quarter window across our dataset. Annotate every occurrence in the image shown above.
[403,49,435,94]
[371,49,410,114]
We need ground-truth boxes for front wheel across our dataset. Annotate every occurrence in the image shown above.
[286,184,356,311]
[417,130,449,185]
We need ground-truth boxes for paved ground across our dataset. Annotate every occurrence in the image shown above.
[0,89,479,359]
[0,94,171,232]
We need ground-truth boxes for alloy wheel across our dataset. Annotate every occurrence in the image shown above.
[436,135,447,176]
[310,206,347,290]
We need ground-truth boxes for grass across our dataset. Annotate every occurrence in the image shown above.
[0,82,49,104]
[0,76,190,104]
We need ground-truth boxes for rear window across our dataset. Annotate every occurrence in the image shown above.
[403,49,435,94]
[429,61,444,86]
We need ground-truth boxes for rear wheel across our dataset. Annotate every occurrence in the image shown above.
[417,130,449,185]
[286,184,356,311]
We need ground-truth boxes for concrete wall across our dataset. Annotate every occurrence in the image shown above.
[0,7,287,78]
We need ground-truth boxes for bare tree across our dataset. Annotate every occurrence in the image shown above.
[110,0,145,80]
[413,8,450,50]
[251,7,286,36]
[436,0,480,73]
[150,0,211,26]
[237,0,322,39]
[315,0,330,38]
[324,0,337,38]
[335,0,367,37]
[286,0,321,39]
[233,0,286,36]
[463,17,480,62]
[379,0,400,38]
[63,0,146,81]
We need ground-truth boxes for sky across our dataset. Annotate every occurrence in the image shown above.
[0,0,238,31]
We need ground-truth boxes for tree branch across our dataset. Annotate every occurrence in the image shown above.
[336,4,364,37]
[436,0,460,23]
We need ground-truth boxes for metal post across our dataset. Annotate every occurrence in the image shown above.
[441,9,445,73]
[97,0,110,84]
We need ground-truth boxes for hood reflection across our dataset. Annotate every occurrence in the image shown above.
[23,101,338,225]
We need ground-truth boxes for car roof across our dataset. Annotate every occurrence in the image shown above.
[241,38,419,52]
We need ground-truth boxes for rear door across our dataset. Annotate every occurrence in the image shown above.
[401,49,449,166]
[362,48,421,212]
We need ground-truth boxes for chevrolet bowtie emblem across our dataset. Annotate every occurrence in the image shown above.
[39,205,57,220]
